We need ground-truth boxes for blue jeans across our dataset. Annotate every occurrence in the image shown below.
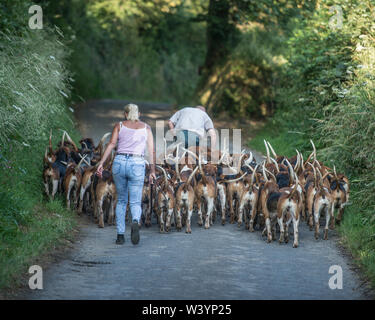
[112,154,145,235]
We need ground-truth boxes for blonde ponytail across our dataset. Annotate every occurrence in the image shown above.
[124,103,139,121]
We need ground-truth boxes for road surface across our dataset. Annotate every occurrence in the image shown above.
[25,100,369,300]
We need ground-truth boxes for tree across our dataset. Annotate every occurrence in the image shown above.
[202,0,239,73]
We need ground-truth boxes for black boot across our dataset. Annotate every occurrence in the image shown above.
[116,234,125,245]
[131,220,140,245]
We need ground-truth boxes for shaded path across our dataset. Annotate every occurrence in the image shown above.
[25,100,368,300]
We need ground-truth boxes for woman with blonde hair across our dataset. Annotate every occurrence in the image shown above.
[96,103,156,245]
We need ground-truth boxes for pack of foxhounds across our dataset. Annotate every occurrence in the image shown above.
[43,130,350,248]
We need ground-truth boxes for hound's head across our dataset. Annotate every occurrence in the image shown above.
[79,138,95,151]
[44,148,57,164]
[101,170,112,182]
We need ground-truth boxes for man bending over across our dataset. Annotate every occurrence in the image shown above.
[168,106,217,154]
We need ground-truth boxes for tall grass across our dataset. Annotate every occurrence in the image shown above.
[0,27,79,290]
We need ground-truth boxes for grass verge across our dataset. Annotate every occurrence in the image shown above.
[0,198,78,295]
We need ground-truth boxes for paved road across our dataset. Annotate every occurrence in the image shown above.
[26,100,368,299]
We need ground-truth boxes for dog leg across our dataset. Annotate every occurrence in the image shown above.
[74,184,80,209]
[228,192,235,224]
[181,206,187,226]
[145,208,151,227]
[78,184,87,213]
[324,207,330,240]
[218,185,226,225]
[277,216,285,244]
[284,215,291,244]
[205,198,214,229]
[108,198,115,226]
[44,180,50,198]
[98,197,104,228]
[93,196,98,221]
[196,198,203,226]
[293,215,299,248]
[314,208,320,240]
[329,204,336,229]
[265,217,272,243]
[175,203,182,231]
[238,201,245,228]
[270,216,277,241]
[212,206,217,224]
[186,209,193,234]
[308,212,314,230]
[336,205,345,225]
[165,207,173,232]
[158,208,165,233]
[249,203,257,232]
[66,184,71,209]
[52,179,58,200]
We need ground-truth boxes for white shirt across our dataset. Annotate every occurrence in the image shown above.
[169,107,214,137]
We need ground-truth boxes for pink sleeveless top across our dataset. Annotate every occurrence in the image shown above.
[117,121,148,156]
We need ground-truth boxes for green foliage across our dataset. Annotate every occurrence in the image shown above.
[0,6,79,290]
[0,199,77,290]
[199,24,286,118]
[234,0,318,30]
[0,26,78,227]
[339,196,375,287]
[197,0,321,118]
[0,30,73,146]
[43,0,207,104]
[0,0,30,35]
